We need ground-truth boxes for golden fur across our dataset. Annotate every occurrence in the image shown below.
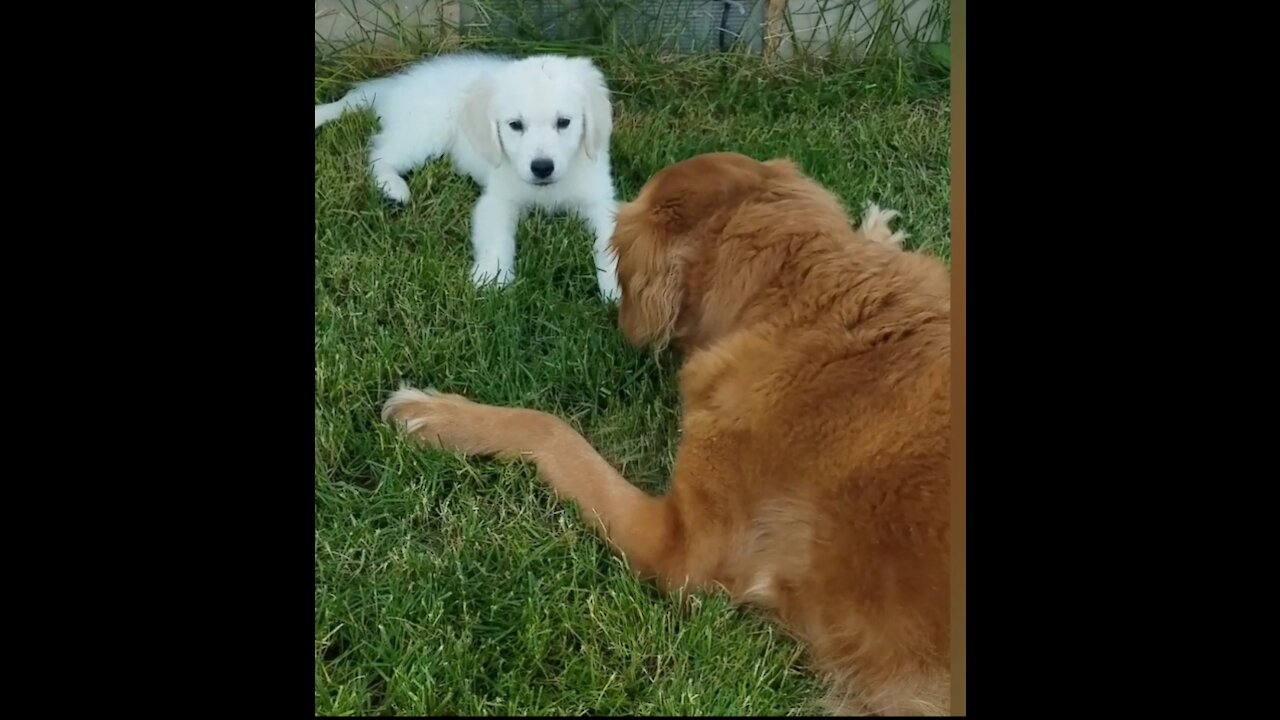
[384,152,952,715]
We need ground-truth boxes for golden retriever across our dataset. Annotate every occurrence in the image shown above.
[382,152,952,715]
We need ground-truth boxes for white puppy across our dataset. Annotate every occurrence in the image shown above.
[315,52,620,300]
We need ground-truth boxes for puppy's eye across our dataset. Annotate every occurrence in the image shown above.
[557,117,571,129]
[508,121,524,132]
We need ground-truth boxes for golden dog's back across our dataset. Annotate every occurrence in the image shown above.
[668,162,952,715]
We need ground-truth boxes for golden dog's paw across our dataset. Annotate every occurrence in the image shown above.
[381,384,477,451]
[381,383,526,459]
[861,202,908,248]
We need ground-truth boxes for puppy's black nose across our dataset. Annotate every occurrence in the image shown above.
[531,158,554,179]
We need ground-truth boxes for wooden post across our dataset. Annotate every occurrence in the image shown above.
[763,0,788,61]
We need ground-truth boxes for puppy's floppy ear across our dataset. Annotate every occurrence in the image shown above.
[576,60,613,161]
[462,77,503,167]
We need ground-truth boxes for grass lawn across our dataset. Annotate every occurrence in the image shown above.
[315,40,951,716]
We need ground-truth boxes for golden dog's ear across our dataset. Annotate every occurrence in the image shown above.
[576,60,613,161]
[615,220,682,350]
[461,77,503,167]
[647,153,770,235]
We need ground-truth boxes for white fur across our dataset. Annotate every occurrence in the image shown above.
[860,202,908,247]
[315,52,621,301]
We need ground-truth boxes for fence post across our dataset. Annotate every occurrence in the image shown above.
[763,0,788,60]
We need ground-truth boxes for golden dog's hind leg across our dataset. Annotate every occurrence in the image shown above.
[382,385,682,580]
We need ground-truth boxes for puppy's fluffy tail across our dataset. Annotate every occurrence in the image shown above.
[314,89,373,130]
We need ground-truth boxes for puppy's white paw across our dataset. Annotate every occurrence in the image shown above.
[861,202,908,247]
[597,269,621,303]
[470,261,515,289]
[378,176,412,204]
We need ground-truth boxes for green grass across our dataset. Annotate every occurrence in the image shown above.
[315,41,950,716]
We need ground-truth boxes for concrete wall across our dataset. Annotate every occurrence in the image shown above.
[773,0,941,59]
[314,0,943,56]
[315,1,457,45]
